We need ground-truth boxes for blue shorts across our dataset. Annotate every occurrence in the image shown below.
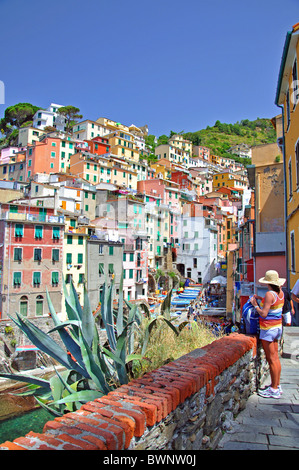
[260,327,282,342]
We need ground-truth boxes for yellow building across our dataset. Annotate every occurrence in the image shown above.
[275,22,299,288]
[62,215,89,319]
[212,171,248,194]
[105,131,140,162]
[150,158,172,179]
[168,134,193,156]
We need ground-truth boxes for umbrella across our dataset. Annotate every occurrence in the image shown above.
[210,275,227,286]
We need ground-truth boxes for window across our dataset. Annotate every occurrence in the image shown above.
[78,273,84,284]
[296,140,299,188]
[108,263,114,275]
[14,247,22,261]
[52,271,59,286]
[52,226,60,240]
[13,272,21,287]
[15,223,24,238]
[65,274,72,284]
[109,246,114,256]
[291,231,295,273]
[99,263,104,275]
[51,152,56,157]
[67,235,73,244]
[78,236,83,245]
[52,248,59,262]
[286,90,291,129]
[34,225,43,239]
[288,157,293,199]
[77,253,83,264]
[33,271,41,286]
[10,205,18,213]
[66,253,72,264]
[129,269,133,279]
[34,248,42,261]
[36,295,44,316]
[292,59,298,108]
[20,296,28,316]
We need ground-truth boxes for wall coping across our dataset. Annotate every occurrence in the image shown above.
[0,333,257,450]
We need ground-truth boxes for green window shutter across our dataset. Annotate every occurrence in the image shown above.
[52,226,60,239]
[10,205,18,213]
[15,223,23,237]
[123,253,126,261]
[67,235,73,244]
[14,248,22,261]
[78,236,83,245]
[20,299,28,316]
[70,219,76,228]
[130,253,134,262]
[108,263,114,274]
[77,253,83,264]
[52,271,59,285]
[34,248,42,261]
[13,272,21,286]
[33,272,41,285]
[99,263,104,275]
[78,273,84,284]
[129,269,133,279]
[35,225,43,239]
[109,246,114,256]
[66,253,72,264]
[36,299,43,316]
[52,249,59,262]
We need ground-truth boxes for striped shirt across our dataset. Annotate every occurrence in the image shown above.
[259,290,284,331]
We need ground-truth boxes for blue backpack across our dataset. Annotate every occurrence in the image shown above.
[240,299,260,335]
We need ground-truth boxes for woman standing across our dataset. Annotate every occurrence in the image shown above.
[250,270,285,399]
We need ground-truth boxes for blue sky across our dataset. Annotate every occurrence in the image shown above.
[0,0,298,136]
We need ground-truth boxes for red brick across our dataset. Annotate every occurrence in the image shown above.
[55,433,99,450]
[0,441,27,450]
[26,431,63,449]
[107,392,157,426]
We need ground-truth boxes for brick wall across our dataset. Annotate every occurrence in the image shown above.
[0,333,267,451]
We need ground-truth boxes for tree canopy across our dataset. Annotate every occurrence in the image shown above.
[58,105,83,133]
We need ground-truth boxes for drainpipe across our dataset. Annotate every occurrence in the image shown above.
[277,104,289,290]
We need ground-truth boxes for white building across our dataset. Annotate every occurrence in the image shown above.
[72,120,109,141]
[33,103,66,132]
[177,206,218,284]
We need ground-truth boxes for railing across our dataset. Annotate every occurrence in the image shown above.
[0,211,65,224]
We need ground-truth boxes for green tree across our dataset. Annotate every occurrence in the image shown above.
[58,105,83,133]
[4,103,40,129]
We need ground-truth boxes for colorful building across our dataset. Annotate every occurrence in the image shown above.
[0,203,64,319]
[275,22,299,290]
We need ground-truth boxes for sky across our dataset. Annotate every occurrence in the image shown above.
[0,0,299,136]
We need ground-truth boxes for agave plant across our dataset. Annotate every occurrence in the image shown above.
[0,272,142,416]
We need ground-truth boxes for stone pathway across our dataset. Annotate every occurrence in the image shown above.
[217,327,299,450]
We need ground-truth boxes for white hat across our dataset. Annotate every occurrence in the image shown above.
[258,270,286,287]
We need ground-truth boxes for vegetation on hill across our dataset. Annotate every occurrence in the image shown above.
[183,118,277,162]
[145,118,277,166]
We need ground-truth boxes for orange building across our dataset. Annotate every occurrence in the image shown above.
[26,136,61,179]
[84,136,110,156]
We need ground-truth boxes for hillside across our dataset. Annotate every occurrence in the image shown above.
[182,118,277,162]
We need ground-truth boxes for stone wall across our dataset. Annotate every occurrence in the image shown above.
[0,333,268,451]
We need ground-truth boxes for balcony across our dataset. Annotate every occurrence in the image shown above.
[0,211,64,224]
